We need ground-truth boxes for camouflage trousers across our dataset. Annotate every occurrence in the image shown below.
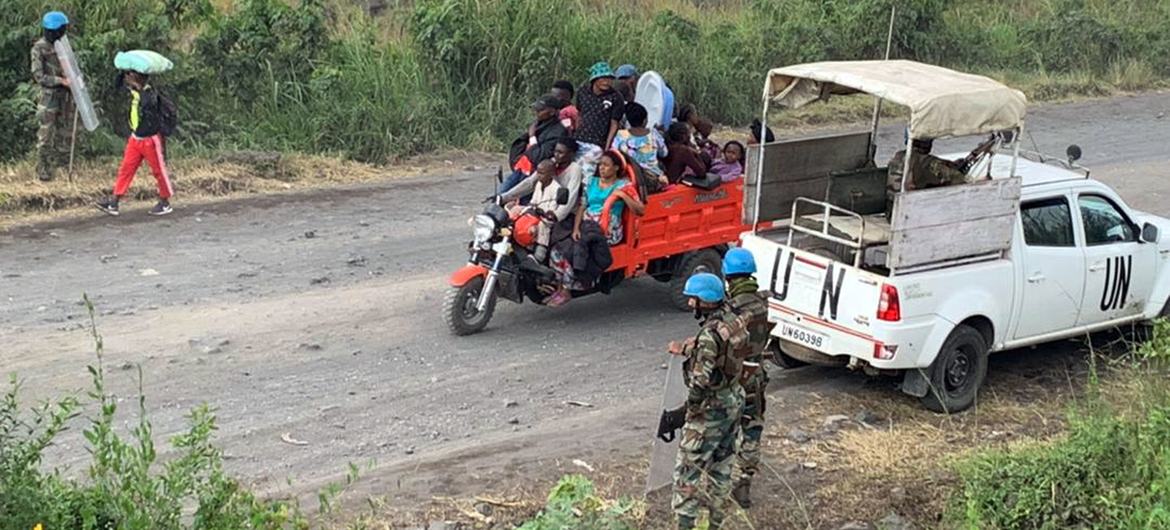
[36,89,74,181]
[673,387,744,528]
[736,372,769,483]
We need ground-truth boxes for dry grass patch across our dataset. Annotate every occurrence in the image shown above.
[342,460,652,529]
[0,150,499,229]
[756,361,1092,528]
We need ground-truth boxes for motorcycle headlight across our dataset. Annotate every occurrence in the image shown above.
[472,214,496,243]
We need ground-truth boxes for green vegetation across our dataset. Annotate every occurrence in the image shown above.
[2,0,1168,164]
[0,297,355,530]
[948,321,1170,530]
[517,474,640,530]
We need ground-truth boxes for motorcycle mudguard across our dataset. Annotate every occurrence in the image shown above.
[449,264,487,287]
[645,353,688,493]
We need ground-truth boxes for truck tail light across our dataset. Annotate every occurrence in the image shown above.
[873,343,898,360]
[877,284,901,322]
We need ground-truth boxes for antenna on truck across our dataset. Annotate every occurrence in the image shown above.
[867,6,897,160]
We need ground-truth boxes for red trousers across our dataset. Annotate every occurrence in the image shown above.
[115,135,173,199]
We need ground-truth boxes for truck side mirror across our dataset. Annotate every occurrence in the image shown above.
[556,187,570,205]
[1142,222,1159,244]
[1066,144,1082,164]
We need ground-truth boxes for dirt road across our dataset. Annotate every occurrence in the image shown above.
[2,92,1169,515]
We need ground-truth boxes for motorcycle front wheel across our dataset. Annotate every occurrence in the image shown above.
[443,276,497,336]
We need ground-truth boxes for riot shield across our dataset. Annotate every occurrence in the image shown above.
[53,35,98,132]
[645,352,688,493]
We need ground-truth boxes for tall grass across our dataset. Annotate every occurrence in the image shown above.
[2,0,1169,163]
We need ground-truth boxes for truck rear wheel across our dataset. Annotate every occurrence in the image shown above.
[920,324,988,414]
[767,340,807,369]
[669,249,723,310]
[775,339,848,367]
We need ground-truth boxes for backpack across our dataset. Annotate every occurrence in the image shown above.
[157,90,179,136]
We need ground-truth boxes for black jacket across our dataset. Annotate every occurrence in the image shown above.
[570,220,613,287]
[509,118,568,169]
[132,86,163,138]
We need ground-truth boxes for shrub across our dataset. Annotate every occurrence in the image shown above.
[517,474,640,530]
[950,407,1170,529]
[0,297,355,530]
[948,320,1170,529]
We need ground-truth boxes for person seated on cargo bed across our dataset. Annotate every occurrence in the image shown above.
[747,118,775,145]
[612,102,668,191]
[574,150,645,246]
[709,140,745,182]
[615,64,639,104]
[678,103,720,163]
[552,80,579,133]
[541,151,643,307]
[663,122,709,185]
[500,95,569,197]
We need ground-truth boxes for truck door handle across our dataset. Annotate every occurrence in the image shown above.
[1027,273,1045,283]
[1089,263,1106,272]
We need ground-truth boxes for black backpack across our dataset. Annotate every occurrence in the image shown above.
[157,90,179,137]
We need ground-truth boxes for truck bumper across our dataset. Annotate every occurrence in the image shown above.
[770,303,941,370]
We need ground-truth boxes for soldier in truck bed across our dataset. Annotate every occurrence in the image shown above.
[886,137,970,215]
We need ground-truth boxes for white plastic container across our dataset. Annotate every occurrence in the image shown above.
[635,71,669,130]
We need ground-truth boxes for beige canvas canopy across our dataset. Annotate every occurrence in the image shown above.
[766,60,1027,139]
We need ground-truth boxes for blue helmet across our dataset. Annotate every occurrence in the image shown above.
[722,247,757,276]
[42,11,69,30]
[683,272,725,304]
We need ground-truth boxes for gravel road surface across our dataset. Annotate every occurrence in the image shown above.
[2,92,1168,507]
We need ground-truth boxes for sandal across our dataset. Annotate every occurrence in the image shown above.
[543,288,571,307]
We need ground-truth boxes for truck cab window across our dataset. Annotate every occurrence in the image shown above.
[1021,197,1074,247]
[1078,195,1136,245]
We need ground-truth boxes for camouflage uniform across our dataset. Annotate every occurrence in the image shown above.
[31,37,74,182]
[672,309,749,530]
[725,276,771,504]
[886,149,968,214]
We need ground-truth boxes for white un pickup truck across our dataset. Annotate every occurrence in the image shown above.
[739,61,1170,412]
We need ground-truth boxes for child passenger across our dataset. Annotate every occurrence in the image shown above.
[709,140,745,182]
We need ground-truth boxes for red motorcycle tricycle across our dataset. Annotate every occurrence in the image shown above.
[444,169,751,336]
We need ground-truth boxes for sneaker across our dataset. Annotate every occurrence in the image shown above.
[95,198,119,216]
[149,200,173,216]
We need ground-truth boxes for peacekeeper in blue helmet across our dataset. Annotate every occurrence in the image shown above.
[658,272,749,530]
[721,247,773,509]
[31,11,74,182]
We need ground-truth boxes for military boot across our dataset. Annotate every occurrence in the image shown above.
[677,515,696,530]
[732,480,753,509]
